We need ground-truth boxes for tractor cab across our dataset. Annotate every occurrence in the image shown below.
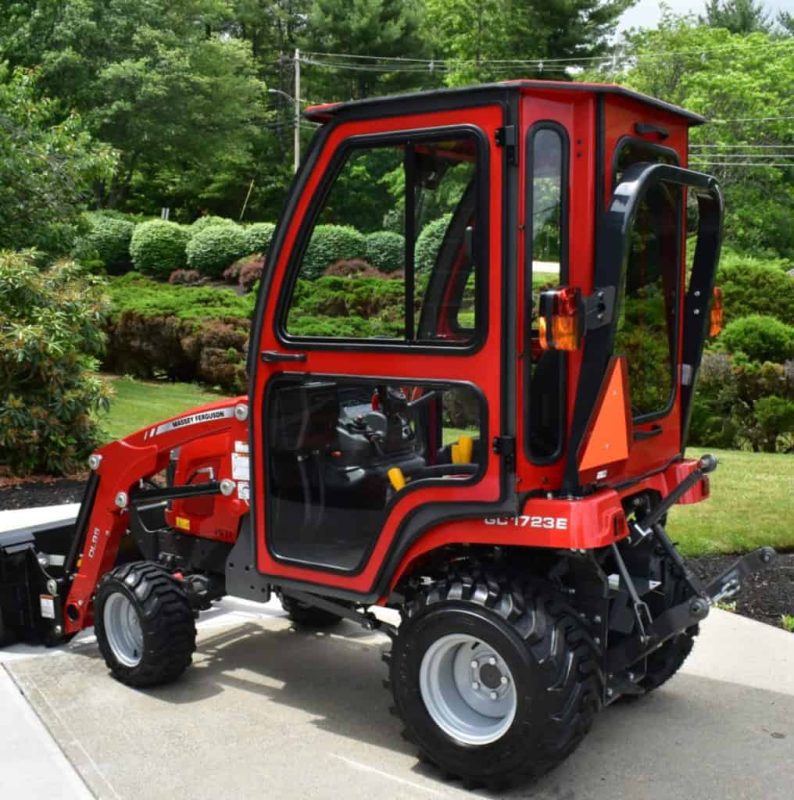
[247,81,722,590]
[3,81,780,789]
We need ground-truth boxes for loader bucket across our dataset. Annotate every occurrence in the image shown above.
[0,510,78,646]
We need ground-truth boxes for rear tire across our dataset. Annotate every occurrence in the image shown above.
[280,595,343,628]
[94,561,196,688]
[639,630,696,693]
[388,571,602,788]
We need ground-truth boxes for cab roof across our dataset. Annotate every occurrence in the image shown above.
[304,80,707,126]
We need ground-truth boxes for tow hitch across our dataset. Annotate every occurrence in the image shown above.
[606,455,778,678]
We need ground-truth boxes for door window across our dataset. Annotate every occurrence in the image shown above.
[266,379,483,570]
[282,132,483,345]
[614,181,680,418]
[527,124,568,460]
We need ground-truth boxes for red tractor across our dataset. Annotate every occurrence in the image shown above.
[0,80,776,788]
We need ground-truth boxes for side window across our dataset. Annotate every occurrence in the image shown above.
[613,140,681,419]
[283,133,482,345]
[527,125,567,460]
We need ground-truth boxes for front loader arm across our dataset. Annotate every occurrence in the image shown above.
[61,397,250,635]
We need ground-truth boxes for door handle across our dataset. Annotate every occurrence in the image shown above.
[261,350,307,363]
[633,424,662,441]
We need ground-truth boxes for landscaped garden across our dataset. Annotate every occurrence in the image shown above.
[1,3,792,632]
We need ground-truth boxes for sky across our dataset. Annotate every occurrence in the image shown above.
[618,0,794,32]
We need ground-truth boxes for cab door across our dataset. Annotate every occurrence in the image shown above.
[249,103,512,596]
[567,160,722,492]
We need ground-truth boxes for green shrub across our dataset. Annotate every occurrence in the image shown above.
[186,222,248,277]
[415,214,451,273]
[720,315,794,364]
[302,225,367,279]
[109,272,254,320]
[287,275,406,337]
[130,220,189,278]
[751,396,794,452]
[77,212,135,274]
[244,222,276,255]
[0,252,111,475]
[717,255,794,326]
[365,230,404,273]
[191,215,231,233]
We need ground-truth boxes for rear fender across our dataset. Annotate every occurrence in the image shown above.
[385,490,628,596]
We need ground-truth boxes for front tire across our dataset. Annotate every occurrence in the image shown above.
[94,561,196,688]
[388,572,602,788]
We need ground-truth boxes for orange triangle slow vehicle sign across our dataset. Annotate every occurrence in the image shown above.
[578,357,632,474]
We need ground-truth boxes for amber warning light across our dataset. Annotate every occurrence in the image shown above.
[709,286,723,338]
[538,287,583,351]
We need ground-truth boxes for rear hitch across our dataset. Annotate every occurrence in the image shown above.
[606,456,778,684]
[705,546,777,605]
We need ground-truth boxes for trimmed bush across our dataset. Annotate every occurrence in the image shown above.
[237,257,264,292]
[186,222,248,278]
[720,314,794,364]
[0,252,111,475]
[365,230,404,273]
[323,259,389,279]
[109,272,254,320]
[77,212,135,274]
[302,224,367,279]
[717,255,794,326]
[191,215,231,233]
[168,269,202,285]
[415,214,451,273]
[244,222,276,255]
[130,220,189,278]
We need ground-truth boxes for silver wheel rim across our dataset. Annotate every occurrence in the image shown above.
[419,633,517,746]
[103,593,143,668]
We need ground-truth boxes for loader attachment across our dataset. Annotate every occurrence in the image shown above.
[0,513,77,645]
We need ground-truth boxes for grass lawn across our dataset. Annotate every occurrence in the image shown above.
[668,448,794,557]
[97,378,792,556]
[99,375,225,443]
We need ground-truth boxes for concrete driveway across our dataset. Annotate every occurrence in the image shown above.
[2,597,793,800]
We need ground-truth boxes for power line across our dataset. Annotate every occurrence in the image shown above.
[689,162,794,167]
[301,38,793,68]
[690,144,794,149]
[706,115,794,124]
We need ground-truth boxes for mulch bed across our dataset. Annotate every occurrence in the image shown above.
[689,553,794,629]
[2,478,792,630]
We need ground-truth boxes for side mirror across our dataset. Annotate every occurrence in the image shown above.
[538,287,584,351]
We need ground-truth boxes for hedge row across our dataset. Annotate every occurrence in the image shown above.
[73,213,276,280]
[75,210,451,285]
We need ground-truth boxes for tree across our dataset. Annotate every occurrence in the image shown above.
[425,0,634,85]
[597,16,794,258]
[700,0,772,34]
[0,64,114,254]
[300,0,433,100]
[1,1,268,217]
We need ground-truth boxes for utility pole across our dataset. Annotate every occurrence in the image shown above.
[294,48,301,174]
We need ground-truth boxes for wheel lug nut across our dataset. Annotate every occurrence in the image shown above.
[488,657,496,666]
[472,681,480,690]
[471,660,478,669]
[500,676,508,685]
[490,691,498,700]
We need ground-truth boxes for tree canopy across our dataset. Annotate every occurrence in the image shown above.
[599,13,794,258]
[1,0,793,260]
